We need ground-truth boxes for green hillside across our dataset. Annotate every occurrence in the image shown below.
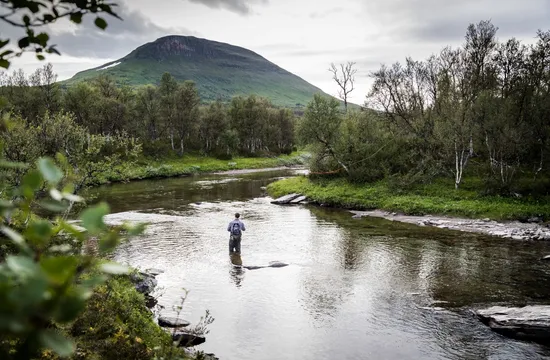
[61,35,337,108]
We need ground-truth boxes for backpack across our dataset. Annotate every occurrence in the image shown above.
[231,222,242,236]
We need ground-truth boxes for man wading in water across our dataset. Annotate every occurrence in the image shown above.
[228,213,245,254]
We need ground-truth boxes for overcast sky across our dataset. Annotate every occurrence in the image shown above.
[4,0,549,103]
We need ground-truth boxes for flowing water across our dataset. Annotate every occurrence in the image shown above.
[86,169,550,360]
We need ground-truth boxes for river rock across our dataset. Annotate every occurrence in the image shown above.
[290,195,307,204]
[158,316,191,328]
[475,305,550,344]
[269,261,289,268]
[541,255,550,261]
[271,193,301,204]
[145,268,165,276]
[130,272,157,295]
[145,294,158,308]
[172,332,206,347]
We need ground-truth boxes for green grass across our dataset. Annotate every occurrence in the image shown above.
[85,152,308,187]
[267,176,550,221]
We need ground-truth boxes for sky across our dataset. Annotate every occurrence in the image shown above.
[3,0,550,104]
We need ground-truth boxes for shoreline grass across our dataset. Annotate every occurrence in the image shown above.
[267,176,550,222]
[85,152,308,187]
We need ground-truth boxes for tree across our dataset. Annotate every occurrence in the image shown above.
[299,94,348,173]
[199,100,227,154]
[158,73,179,150]
[134,85,161,141]
[329,62,357,111]
[0,0,122,68]
[174,81,200,156]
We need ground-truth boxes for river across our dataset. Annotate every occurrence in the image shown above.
[86,169,550,360]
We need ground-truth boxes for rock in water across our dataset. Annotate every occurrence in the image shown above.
[271,193,301,205]
[290,195,307,204]
[541,255,550,261]
[130,272,157,295]
[145,294,158,308]
[158,316,191,328]
[268,261,289,268]
[172,332,206,347]
[475,305,550,344]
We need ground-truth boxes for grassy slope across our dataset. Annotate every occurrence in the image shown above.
[87,152,308,186]
[267,176,550,221]
[61,37,325,108]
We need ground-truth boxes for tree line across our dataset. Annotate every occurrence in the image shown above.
[0,68,296,185]
[302,21,550,195]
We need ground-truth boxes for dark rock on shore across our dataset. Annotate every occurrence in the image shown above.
[475,305,550,345]
[158,316,191,328]
[172,332,206,347]
[130,272,158,295]
[145,294,158,308]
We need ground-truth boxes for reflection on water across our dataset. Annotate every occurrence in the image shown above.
[85,169,550,360]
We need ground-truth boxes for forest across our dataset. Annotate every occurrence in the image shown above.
[299,21,550,198]
[0,68,297,188]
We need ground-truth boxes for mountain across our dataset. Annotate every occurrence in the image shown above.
[62,35,333,108]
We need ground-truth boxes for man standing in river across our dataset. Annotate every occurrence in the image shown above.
[228,213,245,254]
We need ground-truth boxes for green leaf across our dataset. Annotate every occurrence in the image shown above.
[99,231,118,253]
[39,330,76,357]
[94,17,108,30]
[40,256,78,285]
[50,189,63,201]
[22,170,42,190]
[99,262,130,275]
[1,226,30,253]
[80,202,109,234]
[25,220,53,247]
[70,12,83,24]
[38,158,63,185]
[6,255,38,277]
[37,54,45,61]
[63,192,83,203]
[36,33,49,47]
[53,290,86,323]
[124,222,146,236]
[39,199,69,212]
[0,59,9,69]
[18,37,30,49]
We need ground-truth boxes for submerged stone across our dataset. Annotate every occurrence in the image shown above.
[158,316,191,328]
[172,332,206,347]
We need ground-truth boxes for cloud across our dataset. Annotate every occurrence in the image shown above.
[309,7,345,19]
[45,2,195,59]
[364,0,550,43]
[185,0,268,15]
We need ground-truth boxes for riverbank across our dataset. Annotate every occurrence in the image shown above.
[267,176,550,224]
[84,152,309,187]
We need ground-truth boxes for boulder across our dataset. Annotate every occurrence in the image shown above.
[172,332,206,347]
[290,195,307,204]
[271,193,301,205]
[145,294,158,308]
[475,305,550,344]
[158,316,191,328]
[130,272,157,295]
